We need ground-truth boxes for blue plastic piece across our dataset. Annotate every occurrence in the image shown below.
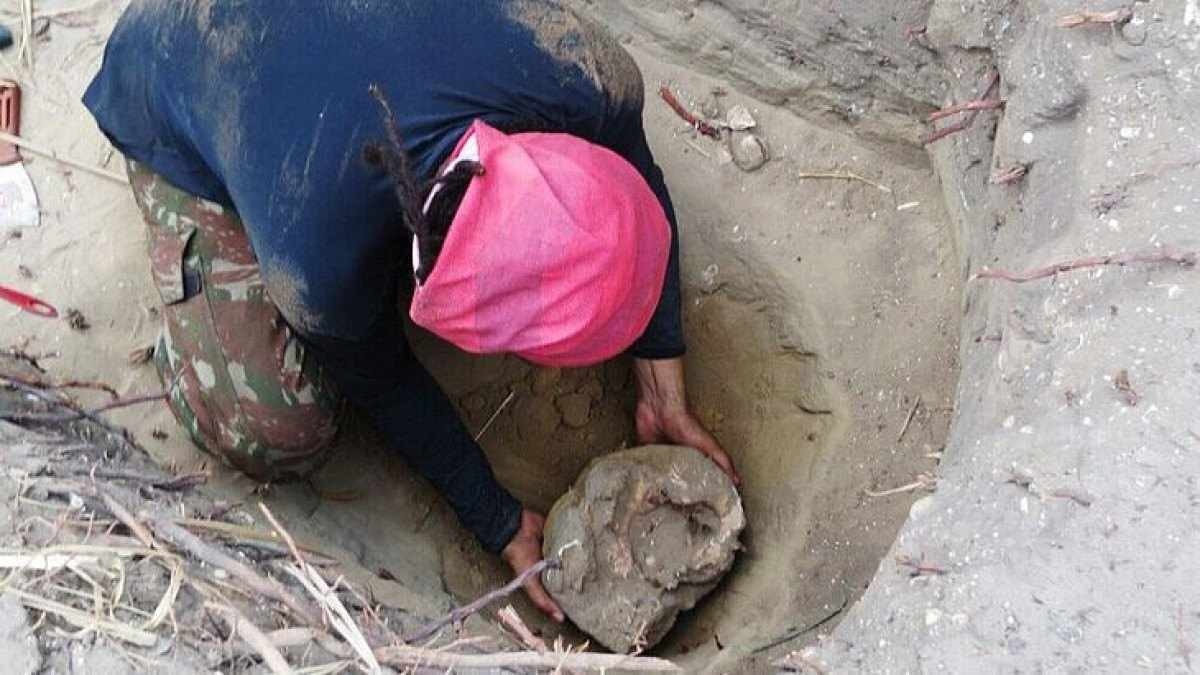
[0,25,12,51]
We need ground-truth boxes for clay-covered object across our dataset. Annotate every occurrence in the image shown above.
[542,445,745,653]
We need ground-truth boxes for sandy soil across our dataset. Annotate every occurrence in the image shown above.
[2,1,963,671]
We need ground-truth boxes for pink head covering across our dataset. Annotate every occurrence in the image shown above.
[409,120,671,367]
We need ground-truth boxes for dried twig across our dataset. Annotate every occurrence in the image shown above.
[280,564,381,673]
[796,171,892,193]
[474,390,516,442]
[99,492,156,548]
[658,85,722,140]
[175,518,339,565]
[990,164,1028,185]
[895,554,947,577]
[208,602,294,675]
[5,586,158,647]
[375,645,681,672]
[0,131,129,184]
[1058,8,1134,27]
[0,374,118,399]
[752,592,849,654]
[923,72,1002,145]
[928,99,1005,121]
[404,556,562,644]
[144,516,320,625]
[865,473,937,498]
[263,504,382,673]
[497,605,549,653]
[82,468,207,493]
[897,395,922,442]
[972,249,1197,283]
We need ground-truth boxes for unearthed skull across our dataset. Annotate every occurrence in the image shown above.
[542,445,745,653]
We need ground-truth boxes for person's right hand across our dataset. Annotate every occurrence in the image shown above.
[501,509,564,623]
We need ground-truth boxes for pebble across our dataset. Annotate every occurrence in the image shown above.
[730,130,770,172]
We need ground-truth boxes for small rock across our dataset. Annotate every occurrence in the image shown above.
[730,130,769,172]
[725,104,757,131]
[556,393,592,429]
[543,446,745,653]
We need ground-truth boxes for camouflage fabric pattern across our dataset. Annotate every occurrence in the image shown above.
[129,160,341,481]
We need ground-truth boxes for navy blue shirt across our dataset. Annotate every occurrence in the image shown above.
[84,0,683,553]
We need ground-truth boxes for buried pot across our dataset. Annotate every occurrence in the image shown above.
[542,445,745,653]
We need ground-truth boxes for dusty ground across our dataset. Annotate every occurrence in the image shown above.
[0,1,976,672]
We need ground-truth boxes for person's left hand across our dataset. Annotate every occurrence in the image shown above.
[633,357,742,487]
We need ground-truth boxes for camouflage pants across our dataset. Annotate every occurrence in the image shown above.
[129,161,341,481]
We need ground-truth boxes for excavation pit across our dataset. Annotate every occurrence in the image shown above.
[246,50,962,672]
[9,3,967,672]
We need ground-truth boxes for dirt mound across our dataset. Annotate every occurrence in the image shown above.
[543,445,744,653]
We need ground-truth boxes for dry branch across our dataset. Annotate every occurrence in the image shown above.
[404,556,561,644]
[208,602,295,675]
[658,85,722,140]
[99,492,156,548]
[972,249,1197,283]
[923,72,1002,145]
[375,645,681,672]
[175,518,339,565]
[144,516,319,625]
[795,171,892,193]
[1058,8,1134,27]
[6,587,158,647]
[497,605,549,653]
[928,99,1005,121]
[990,164,1028,185]
[0,131,129,184]
[896,395,921,442]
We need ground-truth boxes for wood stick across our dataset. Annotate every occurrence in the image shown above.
[658,85,721,140]
[404,557,561,644]
[497,605,549,653]
[375,645,681,672]
[1058,8,1134,27]
[82,468,206,492]
[928,99,1005,121]
[474,390,516,441]
[208,602,295,675]
[174,518,339,564]
[145,515,320,625]
[923,72,1001,145]
[257,503,306,565]
[990,164,1028,185]
[0,374,118,399]
[3,391,168,423]
[795,171,892,193]
[896,395,921,442]
[972,249,1197,283]
[6,587,158,647]
[0,131,129,184]
[99,492,156,548]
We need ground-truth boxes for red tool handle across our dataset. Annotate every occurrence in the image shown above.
[0,285,58,318]
[0,80,21,166]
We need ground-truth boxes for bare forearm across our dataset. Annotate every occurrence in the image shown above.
[633,357,689,412]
